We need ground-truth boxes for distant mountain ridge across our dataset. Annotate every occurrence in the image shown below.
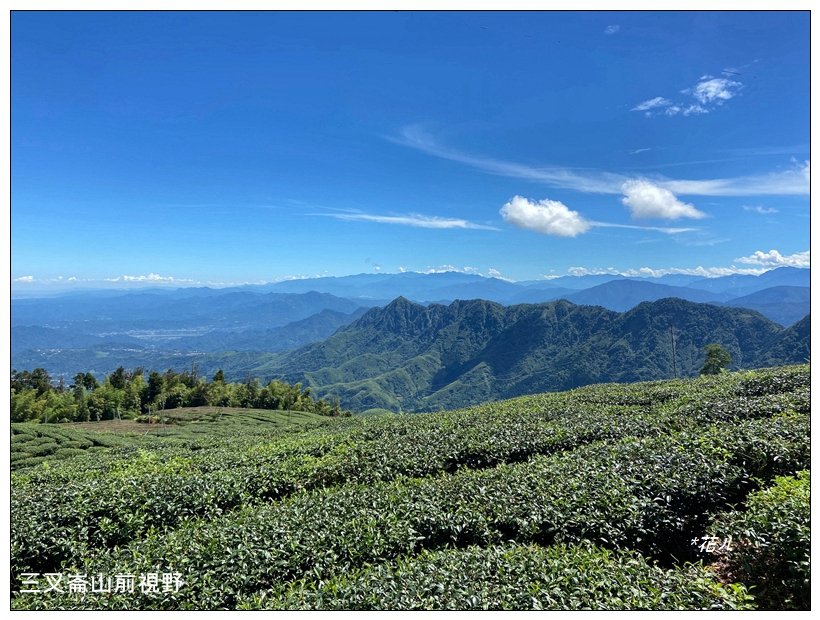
[562,280,729,311]
[719,286,811,328]
[12,266,807,328]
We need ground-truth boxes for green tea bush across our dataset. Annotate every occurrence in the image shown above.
[54,447,88,460]
[22,441,59,457]
[9,402,660,578]
[710,471,810,610]
[253,543,754,610]
[732,366,809,398]
[14,414,806,610]
[12,456,48,470]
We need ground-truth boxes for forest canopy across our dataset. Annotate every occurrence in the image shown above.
[10,366,347,423]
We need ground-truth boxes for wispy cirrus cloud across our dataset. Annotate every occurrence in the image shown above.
[317,209,499,231]
[589,221,697,234]
[604,24,620,35]
[743,205,779,215]
[662,160,809,196]
[389,126,809,197]
[634,74,742,117]
[631,96,672,112]
[388,125,625,194]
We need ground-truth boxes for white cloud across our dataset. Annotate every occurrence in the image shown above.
[500,196,592,237]
[693,77,742,105]
[621,179,707,220]
[568,265,770,278]
[564,250,809,280]
[743,205,779,215]
[633,74,742,117]
[421,265,480,275]
[105,273,195,283]
[498,194,696,236]
[734,249,810,268]
[391,127,809,197]
[11,273,209,290]
[604,24,620,35]
[127,273,169,282]
[321,210,499,231]
[408,265,512,280]
[568,266,620,276]
[682,104,708,116]
[632,96,672,112]
[798,158,809,179]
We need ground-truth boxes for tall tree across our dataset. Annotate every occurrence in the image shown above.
[109,366,128,390]
[700,343,732,375]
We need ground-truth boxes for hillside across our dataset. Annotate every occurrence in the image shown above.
[721,286,810,327]
[563,279,728,310]
[273,297,805,411]
[11,365,810,610]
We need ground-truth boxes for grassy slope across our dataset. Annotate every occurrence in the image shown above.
[11,407,330,470]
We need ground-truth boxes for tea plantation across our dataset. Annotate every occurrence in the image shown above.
[10,365,810,610]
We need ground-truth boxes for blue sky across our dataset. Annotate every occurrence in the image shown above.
[10,10,810,291]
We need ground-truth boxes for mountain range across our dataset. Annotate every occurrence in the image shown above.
[228,266,810,306]
[10,267,810,412]
[269,297,809,412]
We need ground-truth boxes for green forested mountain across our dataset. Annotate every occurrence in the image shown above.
[272,297,808,412]
[751,314,810,368]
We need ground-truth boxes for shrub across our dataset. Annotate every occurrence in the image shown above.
[710,471,810,610]
[255,543,755,610]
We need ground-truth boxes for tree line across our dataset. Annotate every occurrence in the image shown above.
[10,366,347,423]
